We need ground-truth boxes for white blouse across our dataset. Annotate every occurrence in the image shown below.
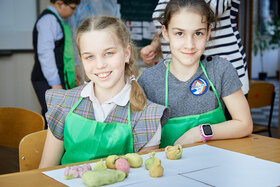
[80,81,161,148]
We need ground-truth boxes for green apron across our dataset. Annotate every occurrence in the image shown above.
[61,98,134,165]
[160,61,226,148]
[48,8,76,89]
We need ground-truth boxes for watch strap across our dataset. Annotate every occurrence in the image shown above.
[200,124,213,142]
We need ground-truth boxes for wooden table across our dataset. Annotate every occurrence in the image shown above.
[0,134,280,187]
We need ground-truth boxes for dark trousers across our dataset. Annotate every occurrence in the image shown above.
[32,80,50,129]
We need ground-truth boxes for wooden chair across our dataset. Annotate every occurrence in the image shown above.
[248,80,275,137]
[0,107,45,148]
[19,130,47,171]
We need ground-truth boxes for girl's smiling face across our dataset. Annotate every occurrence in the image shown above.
[162,9,211,68]
[79,29,131,94]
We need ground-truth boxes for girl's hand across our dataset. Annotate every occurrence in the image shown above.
[140,32,161,66]
[174,126,203,145]
[140,45,158,66]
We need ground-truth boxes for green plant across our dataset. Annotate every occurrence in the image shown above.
[269,16,280,49]
[253,16,280,72]
[253,30,270,72]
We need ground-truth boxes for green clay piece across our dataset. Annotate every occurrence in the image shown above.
[124,153,143,168]
[165,144,183,160]
[64,174,75,180]
[94,160,107,171]
[144,152,156,170]
[82,170,126,187]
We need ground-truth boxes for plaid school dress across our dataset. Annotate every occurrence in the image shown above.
[45,85,169,152]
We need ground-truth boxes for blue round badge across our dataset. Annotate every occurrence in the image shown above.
[190,77,208,96]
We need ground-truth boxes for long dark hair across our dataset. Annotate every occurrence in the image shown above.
[50,0,80,4]
[161,0,216,31]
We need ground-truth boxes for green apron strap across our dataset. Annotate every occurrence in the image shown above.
[165,61,171,107]
[69,97,83,114]
[165,61,223,108]
[199,62,223,108]
[68,97,131,123]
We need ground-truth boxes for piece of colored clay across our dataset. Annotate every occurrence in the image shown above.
[82,169,126,187]
[165,144,183,160]
[149,158,164,178]
[105,155,119,169]
[124,153,143,168]
[115,158,130,173]
[144,152,156,170]
[64,164,92,180]
[93,160,107,171]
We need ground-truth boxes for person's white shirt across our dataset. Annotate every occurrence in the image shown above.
[36,5,63,86]
[80,81,161,147]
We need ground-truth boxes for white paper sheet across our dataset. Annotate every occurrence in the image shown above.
[43,145,280,187]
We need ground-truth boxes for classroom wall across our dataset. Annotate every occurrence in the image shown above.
[0,0,47,114]
[251,48,280,79]
[0,52,41,113]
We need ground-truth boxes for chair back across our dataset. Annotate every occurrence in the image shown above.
[248,80,275,108]
[19,130,47,172]
[248,80,275,137]
[0,107,45,148]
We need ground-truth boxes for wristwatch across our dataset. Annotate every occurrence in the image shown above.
[200,124,213,142]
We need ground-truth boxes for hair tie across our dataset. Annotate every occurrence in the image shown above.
[130,75,136,83]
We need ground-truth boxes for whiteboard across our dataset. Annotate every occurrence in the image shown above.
[0,0,37,51]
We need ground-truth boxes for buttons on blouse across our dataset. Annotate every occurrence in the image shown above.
[206,56,212,61]
[200,55,205,61]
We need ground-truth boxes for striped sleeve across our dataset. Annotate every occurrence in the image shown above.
[152,0,168,35]
[206,0,232,16]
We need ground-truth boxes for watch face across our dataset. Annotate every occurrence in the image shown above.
[203,125,212,136]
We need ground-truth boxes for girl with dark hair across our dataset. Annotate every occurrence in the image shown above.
[138,0,252,148]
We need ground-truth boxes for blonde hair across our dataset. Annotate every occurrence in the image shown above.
[76,16,147,111]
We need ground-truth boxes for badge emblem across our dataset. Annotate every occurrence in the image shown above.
[190,77,208,96]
